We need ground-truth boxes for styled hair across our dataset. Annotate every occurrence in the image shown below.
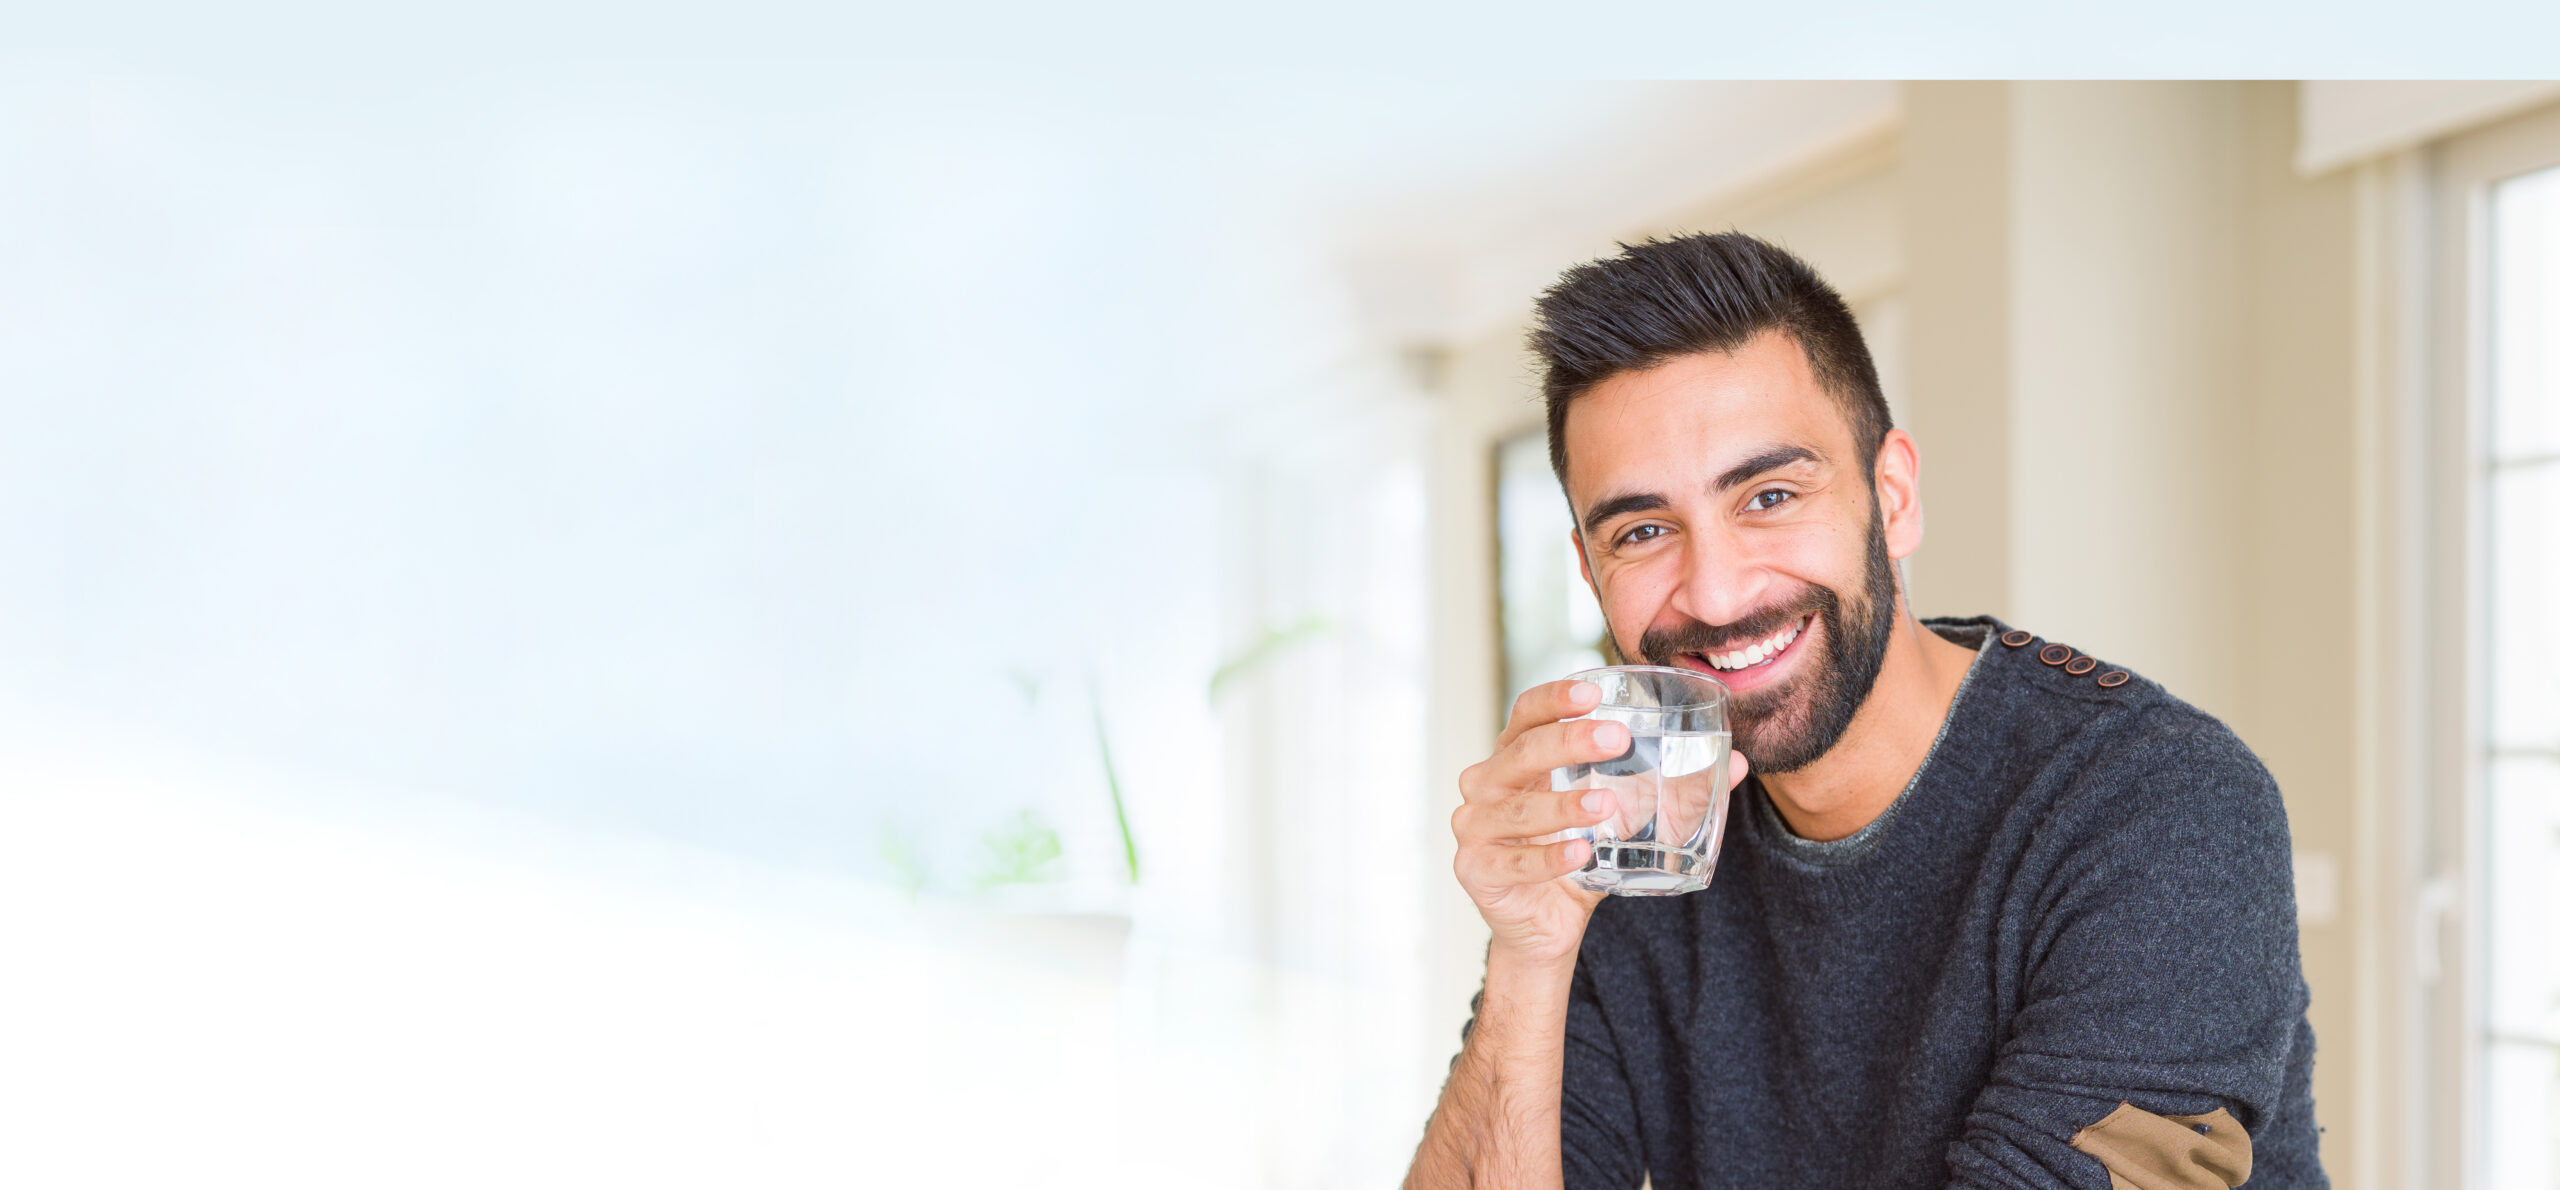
[1530,232,1890,487]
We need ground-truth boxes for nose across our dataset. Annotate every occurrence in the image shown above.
[1668,521,1771,631]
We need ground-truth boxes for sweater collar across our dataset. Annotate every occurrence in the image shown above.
[1742,616,1997,868]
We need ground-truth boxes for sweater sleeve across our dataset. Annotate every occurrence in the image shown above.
[1560,948,1647,1190]
[1942,712,2316,1189]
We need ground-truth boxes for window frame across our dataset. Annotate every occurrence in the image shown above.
[2424,97,2560,1190]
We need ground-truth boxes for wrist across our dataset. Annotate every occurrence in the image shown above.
[1483,939,1580,1006]
[1486,926,1586,977]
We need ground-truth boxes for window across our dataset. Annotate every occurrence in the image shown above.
[2482,159,2560,1190]
[2433,101,2560,1190]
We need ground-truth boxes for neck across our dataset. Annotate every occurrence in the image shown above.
[1755,605,1977,842]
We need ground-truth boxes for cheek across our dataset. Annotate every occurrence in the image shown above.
[1596,556,1682,636]
[1759,522,1868,597]
[1768,534,1846,577]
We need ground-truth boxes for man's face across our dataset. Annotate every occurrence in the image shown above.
[1563,331,1901,774]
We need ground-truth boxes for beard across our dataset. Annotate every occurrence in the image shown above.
[1632,498,1900,774]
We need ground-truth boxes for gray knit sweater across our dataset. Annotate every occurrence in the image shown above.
[1478,616,2325,1189]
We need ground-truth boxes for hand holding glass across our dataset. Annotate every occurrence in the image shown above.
[1549,666,1734,895]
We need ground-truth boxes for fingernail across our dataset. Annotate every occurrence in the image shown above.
[1595,722,1628,750]
[1576,681,1601,705]
[1580,791,1606,813]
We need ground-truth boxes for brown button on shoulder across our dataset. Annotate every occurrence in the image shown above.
[2064,656,2097,676]
[2097,670,2131,688]
[2039,643,2074,666]
[1999,629,2034,648]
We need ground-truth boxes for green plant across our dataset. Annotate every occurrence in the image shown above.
[1091,682,1140,883]
[972,808,1065,891]
[1208,614,1335,702]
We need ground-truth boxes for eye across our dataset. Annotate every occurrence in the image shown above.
[1616,523,1667,548]
[1746,489,1795,512]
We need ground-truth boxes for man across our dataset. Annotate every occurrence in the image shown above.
[1405,233,2322,1189]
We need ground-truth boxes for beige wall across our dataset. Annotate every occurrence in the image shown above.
[2004,82,2252,714]
[2232,81,2363,1186]
[1900,83,2013,623]
[1425,82,2376,1185]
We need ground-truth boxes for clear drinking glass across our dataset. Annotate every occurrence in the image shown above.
[1550,665,1733,896]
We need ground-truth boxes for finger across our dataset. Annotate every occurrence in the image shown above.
[1493,716,1632,789]
[1496,678,1604,748]
[1727,748,1751,790]
[1455,785,1617,846]
[1458,836,1592,889]
[1462,717,1629,804]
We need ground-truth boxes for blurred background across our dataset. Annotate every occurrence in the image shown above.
[0,70,2554,1188]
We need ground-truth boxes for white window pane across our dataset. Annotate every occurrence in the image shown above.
[2486,1041,2559,1190]
[2486,757,2560,1039]
[2488,160,2560,1190]
[2495,164,2560,462]
[2490,463,2560,751]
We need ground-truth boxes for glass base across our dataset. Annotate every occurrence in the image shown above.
[1568,842,1715,896]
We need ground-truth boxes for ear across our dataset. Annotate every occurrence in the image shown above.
[1873,428,1924,562]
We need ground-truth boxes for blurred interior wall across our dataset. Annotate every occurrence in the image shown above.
[1426,81,2378,1185]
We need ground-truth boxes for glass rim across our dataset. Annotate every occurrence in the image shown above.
[1565,663,1730,709]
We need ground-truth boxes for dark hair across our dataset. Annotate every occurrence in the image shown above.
[1530,232,1890,488]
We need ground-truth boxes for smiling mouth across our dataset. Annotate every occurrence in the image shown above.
[1691,615,1811,674]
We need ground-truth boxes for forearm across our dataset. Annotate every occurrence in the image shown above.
[1406,947,1579,1190]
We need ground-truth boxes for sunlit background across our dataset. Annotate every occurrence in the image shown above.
[1,67,2554,1188]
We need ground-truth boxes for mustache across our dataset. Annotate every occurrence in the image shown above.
[1636,587,1838,662]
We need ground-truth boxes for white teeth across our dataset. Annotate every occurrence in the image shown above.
[1704,618,1806,672]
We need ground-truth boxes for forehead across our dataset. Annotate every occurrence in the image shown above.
[1560,331,1855,506]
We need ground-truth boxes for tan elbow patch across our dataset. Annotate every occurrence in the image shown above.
[2068,1102,2252,1189]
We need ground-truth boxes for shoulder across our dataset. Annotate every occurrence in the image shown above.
[2060,696,2293,890]
[1956,620,2292,864]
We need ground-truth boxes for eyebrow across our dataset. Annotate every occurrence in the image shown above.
[1580,491,1668,535]
[1712,445,1825,493]
[1578,444,1829,537]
